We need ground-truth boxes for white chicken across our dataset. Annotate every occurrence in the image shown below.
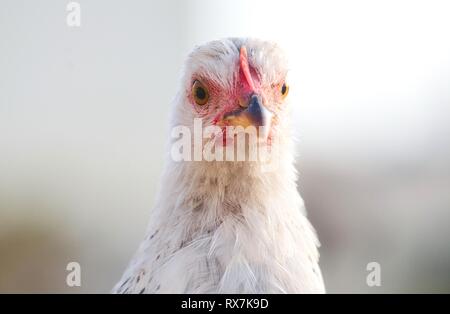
[113,38,325,294]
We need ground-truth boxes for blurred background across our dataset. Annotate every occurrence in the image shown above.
[1,0,449,293]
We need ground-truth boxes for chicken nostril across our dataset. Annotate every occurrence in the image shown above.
[238,97,249,108]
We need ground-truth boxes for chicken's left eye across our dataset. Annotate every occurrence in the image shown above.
[281,83,289,99]
[192,80,209,106]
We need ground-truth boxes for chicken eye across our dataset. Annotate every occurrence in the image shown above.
[281,83,289,99]
[192,80,209,106]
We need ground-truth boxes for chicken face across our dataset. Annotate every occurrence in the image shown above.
[182,38,290,145]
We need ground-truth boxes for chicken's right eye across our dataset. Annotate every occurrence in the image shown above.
[192,80,209,106]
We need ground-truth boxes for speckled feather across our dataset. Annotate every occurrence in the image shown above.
[113,38,325,294]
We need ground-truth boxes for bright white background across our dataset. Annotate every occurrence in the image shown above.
[1,0,449,292]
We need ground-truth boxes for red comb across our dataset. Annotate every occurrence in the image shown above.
[239,46,256,92]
